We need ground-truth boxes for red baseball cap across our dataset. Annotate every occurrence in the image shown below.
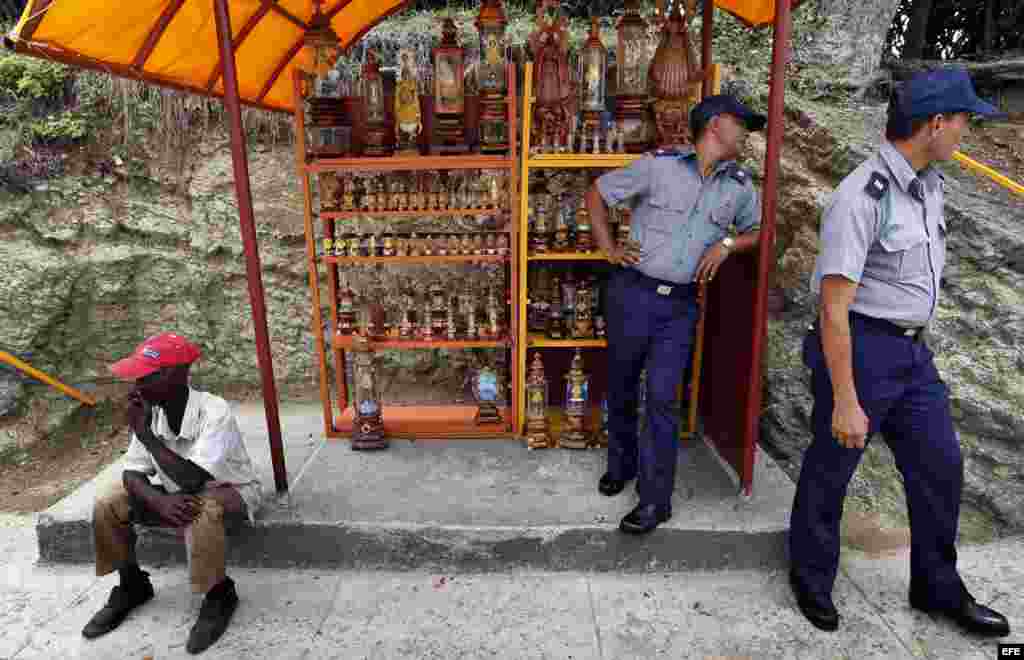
[109,332,202,381]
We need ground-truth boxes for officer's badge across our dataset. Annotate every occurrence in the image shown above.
[865,172,889,200]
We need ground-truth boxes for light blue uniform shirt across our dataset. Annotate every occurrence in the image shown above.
[810,141,946,327]
[596,147,761,284]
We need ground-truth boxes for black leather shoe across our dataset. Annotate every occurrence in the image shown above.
[910,592,1010,637]
[82,571,155,639]
[789,571,839,632]
[187,577,240,654]
[598,473,628,496]
[619,503,671,534]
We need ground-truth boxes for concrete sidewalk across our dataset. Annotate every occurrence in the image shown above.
[35,400,794,573]
[2,513,1022,660]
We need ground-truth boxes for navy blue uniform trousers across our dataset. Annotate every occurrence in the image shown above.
[604,268,700,509]
[790,314,967,610]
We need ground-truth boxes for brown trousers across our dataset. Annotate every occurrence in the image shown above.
[93,480,246,594]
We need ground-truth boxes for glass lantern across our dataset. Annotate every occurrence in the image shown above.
[616,0,649,98]
[351,335,386,450]
[360,51,389,156]
[433,17,467,151]
[525,352,551,449]
[476,0,509,154]
[616,0,652,153]
[580,17,608,114]
[362,52,385,123]
[476,0,508,96]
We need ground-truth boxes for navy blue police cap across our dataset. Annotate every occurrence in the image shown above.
[892,68,1006,121]
[690,94,767,131]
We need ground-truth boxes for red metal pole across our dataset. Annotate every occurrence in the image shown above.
[701,0,714,99]
[741,0,791,497]
[213,0,288,493]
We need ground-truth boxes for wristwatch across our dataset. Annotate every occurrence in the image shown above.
[721,236,735,252]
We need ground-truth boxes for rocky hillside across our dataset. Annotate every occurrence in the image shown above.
[1,5,1021,539]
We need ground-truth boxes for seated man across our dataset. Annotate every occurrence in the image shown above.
[83,332,262,655]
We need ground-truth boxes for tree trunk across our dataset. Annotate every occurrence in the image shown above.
[903,0,934,60]
[808,0,905,86]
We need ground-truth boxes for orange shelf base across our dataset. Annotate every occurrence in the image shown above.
[334,405,514,439]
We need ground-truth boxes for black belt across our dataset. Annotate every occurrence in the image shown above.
[810,311,925,341]
[619,268,698,299]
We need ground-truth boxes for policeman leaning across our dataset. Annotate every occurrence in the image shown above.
[789,69,1010,636]
[585,95,764,534]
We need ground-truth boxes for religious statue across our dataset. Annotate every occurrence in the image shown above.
[394,48,422,156]
[528,0,575,153]
[648,0,707,146]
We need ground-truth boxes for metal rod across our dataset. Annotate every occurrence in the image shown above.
[953,151,1024,196]
[701,0,714,99]
[742,0,792,497]
[0,350,96,406]
[214,0,288,493]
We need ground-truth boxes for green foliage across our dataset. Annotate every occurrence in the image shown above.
[0,49,69,100]
[29,111,87,143]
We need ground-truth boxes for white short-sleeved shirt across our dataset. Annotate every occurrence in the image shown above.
[122,388,263,522]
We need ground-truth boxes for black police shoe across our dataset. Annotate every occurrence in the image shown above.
[789,571,839,632]
[598,473,628,496]
[82,571,155,639]
[187,577,239,654]
[619,503,671,534]
[910,591,1010,637]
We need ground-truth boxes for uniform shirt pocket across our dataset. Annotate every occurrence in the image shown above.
[870,227,929,281]
[642,189,685,240]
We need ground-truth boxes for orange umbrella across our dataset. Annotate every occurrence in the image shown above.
[5,0,802,114]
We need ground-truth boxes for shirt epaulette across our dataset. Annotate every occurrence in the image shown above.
[865,172,889,201]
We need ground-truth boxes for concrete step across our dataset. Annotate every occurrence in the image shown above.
[36,402,794,573]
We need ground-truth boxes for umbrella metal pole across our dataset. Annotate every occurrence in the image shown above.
[213,0,288,493]
[701,0,714,99]
[741,0,792,497]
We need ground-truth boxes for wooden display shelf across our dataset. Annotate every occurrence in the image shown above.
[324,255,510,265]
[307,155,513,173]
[528,333,607,349]
[334,404,513,438]
[334,336,510,351]
[526,154,640,169]
[322,208,508,220]
[527,251,607,261]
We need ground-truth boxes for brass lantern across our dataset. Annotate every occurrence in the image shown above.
[525,352,551,449]
[616,0,651,153]
[561,348,590,449]
[476,0,509,154]
[529,176,552,255]
[573,277,594,339]
[360,51,390,156]
[432,18,468,153]
[574,202,593,253]
[351,335,387,450]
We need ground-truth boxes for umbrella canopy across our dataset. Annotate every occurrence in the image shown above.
[6,0,802,114]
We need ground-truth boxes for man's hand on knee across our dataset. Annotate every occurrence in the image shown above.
[152,493,202,528]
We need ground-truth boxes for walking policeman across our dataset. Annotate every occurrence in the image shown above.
[789,69,1010,636]
[585,95,764,534]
